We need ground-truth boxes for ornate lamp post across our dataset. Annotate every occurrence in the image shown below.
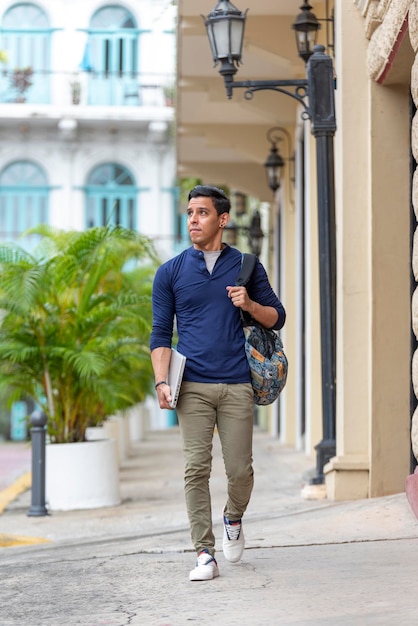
[264,129,285,193]
[225,209,264,256]
[264,127,295,193]
[203,0,337,484]
[247,210,264,256]
[292,1,321,63]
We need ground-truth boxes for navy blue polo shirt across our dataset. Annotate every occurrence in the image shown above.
[150,245,285,384]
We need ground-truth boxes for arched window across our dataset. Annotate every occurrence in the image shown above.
[85,163,136,229]
[0,160,49,244]
[0,3,51,104]
[86,5,138,106]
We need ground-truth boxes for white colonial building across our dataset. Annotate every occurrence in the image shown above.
[0,0,182,436]
[0,0,183,261]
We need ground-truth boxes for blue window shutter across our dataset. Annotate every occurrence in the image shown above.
[0,160,49,249]
[86,6,139,106]
[0,4,51,104]
[85,163,137,230]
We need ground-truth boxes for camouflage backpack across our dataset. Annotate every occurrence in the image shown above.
[236,254,288,406]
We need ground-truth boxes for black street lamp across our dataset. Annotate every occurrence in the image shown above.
[264,127,295,194]
[225,209,264,256]
[203,1,337,484]
[264,130,285,193]
[247,210,264,256]
[292,1,321,63]
[234,190,247,215]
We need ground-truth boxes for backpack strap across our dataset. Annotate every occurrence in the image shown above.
[236,253,257,325]
[236,253,257,287]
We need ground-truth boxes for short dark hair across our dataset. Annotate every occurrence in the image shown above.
[188,185,231,215]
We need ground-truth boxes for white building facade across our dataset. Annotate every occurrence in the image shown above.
[0,0,183,436]
[0,0,181,261]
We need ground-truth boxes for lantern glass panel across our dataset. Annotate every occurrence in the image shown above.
[207,24,218,61]
[266,165,282,191]
[294,27,318,60]
[211,19,230,59]
[230,18,245,57]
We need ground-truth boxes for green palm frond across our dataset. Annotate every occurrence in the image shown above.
[0,225,159,443]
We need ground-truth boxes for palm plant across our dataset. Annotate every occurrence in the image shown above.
[0,225,159,443]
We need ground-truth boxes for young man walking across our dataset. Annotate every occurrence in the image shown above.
[150,185,285,581]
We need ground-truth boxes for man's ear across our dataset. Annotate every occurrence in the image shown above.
[220,213,230,227]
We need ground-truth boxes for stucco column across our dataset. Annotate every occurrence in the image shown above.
[368,80,410,496]
[324,1,370,499]
[303,125,323,460]
[326,0,411,499]
[280,147,297,447]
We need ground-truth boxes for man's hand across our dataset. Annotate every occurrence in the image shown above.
[226,285,279,329]
[226,285,251,311]
[155,383,173,409]
[151,347,173,409]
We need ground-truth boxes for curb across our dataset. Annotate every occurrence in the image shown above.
[0,471,51,548]
[0,471,31,515]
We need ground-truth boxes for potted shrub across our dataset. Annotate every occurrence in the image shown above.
[0,225,158,509]
[11,66,33,103]
[163,83,175,106]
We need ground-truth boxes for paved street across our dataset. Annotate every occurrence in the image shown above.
[1,429,418,625]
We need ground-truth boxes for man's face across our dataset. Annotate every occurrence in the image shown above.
[187,196,229,250]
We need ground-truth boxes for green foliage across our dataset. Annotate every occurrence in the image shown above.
[178,177,230,205]
[0,225,159,443]
[178,177,202,204]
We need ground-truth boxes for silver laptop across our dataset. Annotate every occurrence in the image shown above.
[168,349,186,409]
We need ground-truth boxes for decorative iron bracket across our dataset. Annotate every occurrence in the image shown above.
[228,79,310,118]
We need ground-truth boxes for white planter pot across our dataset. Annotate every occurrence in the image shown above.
[128,403,149,442]
[46,439,121,511]
[103,415,129,465]
[103,418,121,466]
[85,426,106,441]
[128,406,142,442]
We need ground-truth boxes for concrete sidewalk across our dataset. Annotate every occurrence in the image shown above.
[1,428,418,625]
[0,441,31,491]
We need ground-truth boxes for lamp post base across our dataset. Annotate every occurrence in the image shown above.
[310,438,336,485]
[27,504,49,517]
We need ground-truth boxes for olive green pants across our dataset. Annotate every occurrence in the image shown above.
[176,381,254,556]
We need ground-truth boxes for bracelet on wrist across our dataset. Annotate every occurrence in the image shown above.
[155,380,167,390]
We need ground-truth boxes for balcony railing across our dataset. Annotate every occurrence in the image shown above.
[0,69,175,108]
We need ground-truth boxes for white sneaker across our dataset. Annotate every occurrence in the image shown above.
[223,514,245,562]
[189,549,219,581]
